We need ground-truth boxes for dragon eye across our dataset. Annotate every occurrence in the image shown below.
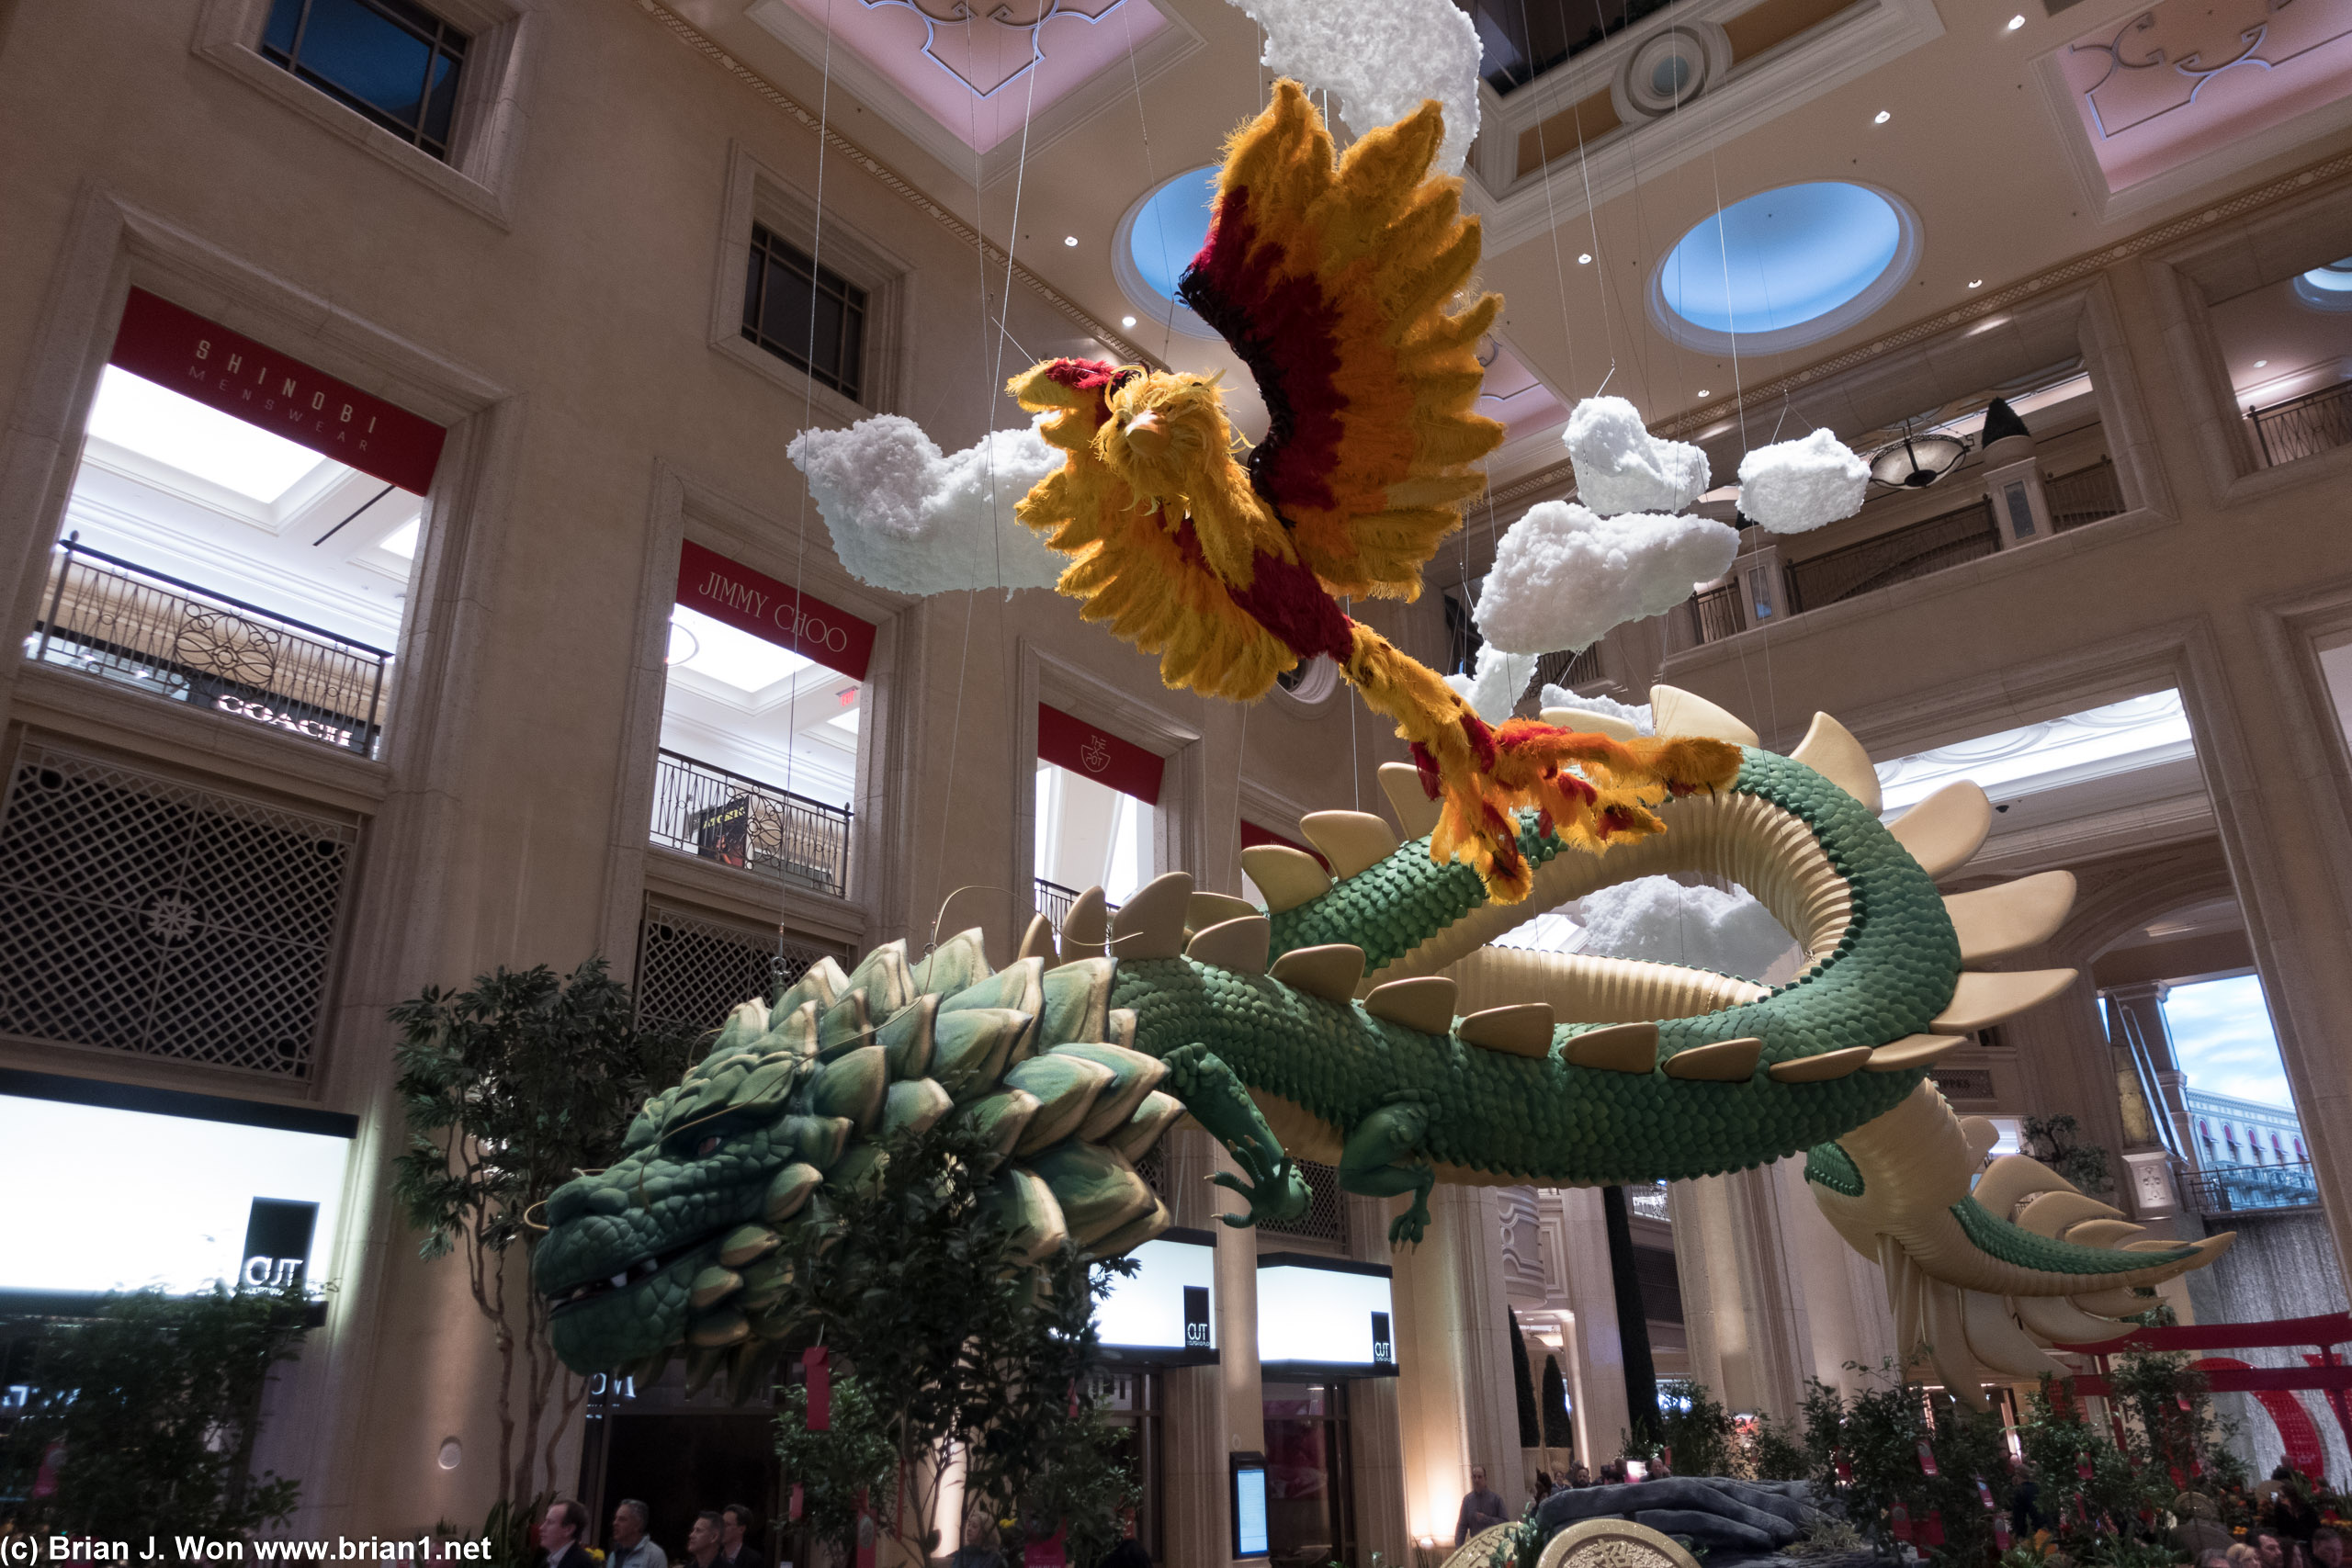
[696,1134,722,1157]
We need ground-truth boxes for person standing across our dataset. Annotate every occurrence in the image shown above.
[539,1501,594,1568]
[1454,1465,1508,1546]
[609,1500,667,1568]
[719,1505,765,1568]
[684,1512,725,1568]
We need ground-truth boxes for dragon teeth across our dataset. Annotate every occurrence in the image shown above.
[608,1273,628,1290]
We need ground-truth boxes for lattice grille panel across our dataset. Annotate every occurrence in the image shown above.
[636,902,841,1035]
[1259,1156,1348,1245]
[0,746,356,1077]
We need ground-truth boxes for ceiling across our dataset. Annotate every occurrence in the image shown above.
[666,0,2352,481]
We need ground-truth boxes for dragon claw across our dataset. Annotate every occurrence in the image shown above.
[1387,1195,1432,1247]
[1211,1156,1312,1228]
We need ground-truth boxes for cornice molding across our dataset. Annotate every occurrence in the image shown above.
[628,0,1166,373]
[1489,148,2352,510]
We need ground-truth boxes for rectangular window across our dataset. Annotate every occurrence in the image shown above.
[261,0,469,161]
[743,223,867,401]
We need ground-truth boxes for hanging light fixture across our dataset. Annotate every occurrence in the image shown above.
[1867,421,1969,489]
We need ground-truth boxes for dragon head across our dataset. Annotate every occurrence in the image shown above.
[534,931,1181,1393]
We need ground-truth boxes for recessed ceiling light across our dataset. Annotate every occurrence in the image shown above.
[1696,389,1710,397]
[1873,109,1891,124]
[2007,13,2025,28]
[1577,253,1592,265]
[378,516,422,559]
[1063,235,1079,246]
[84,366,323,502]
[2255,358,2268,367]
[1121,315,1137,329]
[668,604,809,694]
[1968,278,1984,288]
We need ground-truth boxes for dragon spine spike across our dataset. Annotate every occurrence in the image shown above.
[1789,712,1882,814]
[1886,779,1994,879]
[1364,975,1458,1033]
[1268,942,1366,1001]
[1648,683,1759,747]
[2012,1290,2132,1345]
[1060,886,1111,960]
[1188,891,1261,932]
[1185,916,1272,974]
[2016,1189,2126,1237]
[1015,913,1060,967]
[1240,844,1330,912]
[1540,706,1641,741]
[1378,761,1443,839]
[2064,1218,2149,1248]
[1932,968,2077,1032]
[1300,810,1402,879]
[1456,1003,1555,1057]
[1111,872,1194,959]
[1959,1115,2001,1168]
[1973,1153,2075,1216]
[1944,871,2077,964]
[1864,1033,1966,1072]
[1962,1289,2068,1379]
[1564,1021,1658,1073]
[1663,1036,1764,1080]
[1766,1044,1873,1082]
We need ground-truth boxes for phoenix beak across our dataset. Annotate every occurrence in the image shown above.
[1125,412,1171,457]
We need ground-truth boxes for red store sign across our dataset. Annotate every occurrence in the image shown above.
[108,288,447,494]
[1037,705,1164,805]
[676,539,876,681]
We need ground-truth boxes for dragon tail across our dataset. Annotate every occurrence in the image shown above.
[1340,621,1742,901]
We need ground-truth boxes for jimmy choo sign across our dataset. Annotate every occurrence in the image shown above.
[676,539,876,681]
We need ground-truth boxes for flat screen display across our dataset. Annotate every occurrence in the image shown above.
[0,1080,352,1299]
[1256,1258,1397,1371]
[1232,1461,1269,1558]
[1094,1233,1216,1355]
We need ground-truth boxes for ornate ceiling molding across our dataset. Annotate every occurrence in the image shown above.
[628,0,1164,372]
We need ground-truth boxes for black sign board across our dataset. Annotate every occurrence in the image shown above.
[242,1198,318,1289]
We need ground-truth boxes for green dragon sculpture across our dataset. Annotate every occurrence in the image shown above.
[536,684,2229,1402]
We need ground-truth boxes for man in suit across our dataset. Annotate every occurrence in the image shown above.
[539,1500,594,1568]
[684,1510,725,1568]
[719,1505,765,1568]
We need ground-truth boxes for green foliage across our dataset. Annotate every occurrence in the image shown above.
[2101,1317,2247,1495]
[774,1379,897,1556]
[2020,1114,2113,1199]
[1657,1382,1739,1479]
[1800,1365,2012,1566]
[1,1283,312,1547]
[764,1122,1136,1560]
[389,957,695,1506]
[1021,1404,1144,1568]
[1748,1415,1811,1483]
[1540,1356,1575,1450]
[1510,1314,1542,1449]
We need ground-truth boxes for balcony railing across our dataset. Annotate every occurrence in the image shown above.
[2182,1159,2320,1216]
[1532,644,1603,693]
[650,749,851,897]
[1686,581,1746,646]
[2251,378,2352,468]
[1035,876,1125,935]
[28,535,391,756]
[1785,498,1999,615]
[2046,457,2125,532]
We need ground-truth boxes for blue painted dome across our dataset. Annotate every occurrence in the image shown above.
[1130,166,1219,304]
[1658,183,1906,338]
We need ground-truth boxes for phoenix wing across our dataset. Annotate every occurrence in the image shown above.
[1179,79,1505,602]
[1009,359,1294,702]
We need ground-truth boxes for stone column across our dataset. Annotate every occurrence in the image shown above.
[1390,1183,1523,1544]
[1668,1168,1815,1424]
[1159,1126,1238,1568]
[1553,1187,1631,1462]
[2107,982,2194,1160]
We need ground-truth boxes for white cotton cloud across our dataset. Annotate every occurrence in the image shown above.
[1579,876,1801,984]
[1566,397,1711,517]
[786,414,1068,597]
[1473,502,1739,655]
[1541,687,1654,735]
[1231,0,1483,176]
[1443,644,1539,723]
[1737,428,1869,535]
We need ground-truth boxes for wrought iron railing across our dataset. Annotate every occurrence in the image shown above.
[1035,876,1124,934]
[2045,457,2125,532]
[1784,498,1998,614]
[28,534,391,755]
[1533,644,1603,692]
[650,750,851,897]
[2251,379,2352,468]
[2183,1160,2320,1215]
[1687,582,1746,645]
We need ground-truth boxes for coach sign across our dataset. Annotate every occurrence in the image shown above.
[108,288,447,494]
[676,539,876,681]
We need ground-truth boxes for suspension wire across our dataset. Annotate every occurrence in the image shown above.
[776,0,839,976]
[1118,0,1183,360]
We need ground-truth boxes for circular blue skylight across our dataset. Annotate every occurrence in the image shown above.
[2294,257,2352,311]
[1653,182,1918,350]
[1114,166,1224,341]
